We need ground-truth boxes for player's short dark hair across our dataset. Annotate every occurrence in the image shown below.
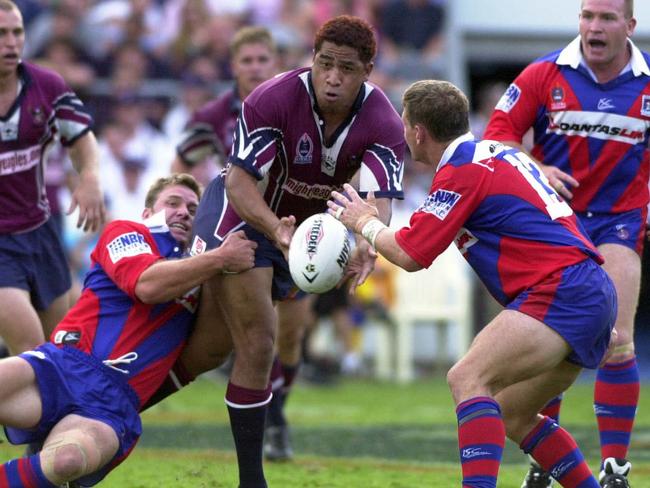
[314,15,376,64]
[402,80,470,143]
[145,174,202,209]
[230,26,276,57]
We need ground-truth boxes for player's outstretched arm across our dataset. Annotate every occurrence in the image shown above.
[135,231,256,304]
[67,131,107,232]
[329,184,421,273]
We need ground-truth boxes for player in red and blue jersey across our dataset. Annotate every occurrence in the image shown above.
[0,0,105,357]
[188,16,404,488]
[0,174,256,487]
[329,80,616,488]
[485,1,645,485]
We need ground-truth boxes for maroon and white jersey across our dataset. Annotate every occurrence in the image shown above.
[0,62,93,233]
[214,67,404,237]
[175,88,240,166]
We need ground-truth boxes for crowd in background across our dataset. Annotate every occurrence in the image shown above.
[32,0,445,301]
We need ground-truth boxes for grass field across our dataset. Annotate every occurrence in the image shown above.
[2,372,649,487]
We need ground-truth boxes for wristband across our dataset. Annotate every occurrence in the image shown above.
[360,218,387,250]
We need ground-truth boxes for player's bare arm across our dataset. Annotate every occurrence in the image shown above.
[329,184,421,273]
[135,230,256,304]
[66,131,106,232]
[225,164,296,252]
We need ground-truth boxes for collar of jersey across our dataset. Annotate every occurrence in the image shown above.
[437,132,475,172]
[556,35,650,77]
[141,210,170,233]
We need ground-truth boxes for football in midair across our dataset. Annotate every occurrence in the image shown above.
[288,213,352,293]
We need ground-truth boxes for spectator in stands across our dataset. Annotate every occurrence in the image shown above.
[329,79,616,488]
[0,174,256,487]
[378,0,446,79]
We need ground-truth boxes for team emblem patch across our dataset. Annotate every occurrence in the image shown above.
[418,189,462,220]
[641,95,650,117]
[495,83,521,113]
[107,232,152,263]
[550,86,566,110]
[190,235,206,256]
[294,133,313,164]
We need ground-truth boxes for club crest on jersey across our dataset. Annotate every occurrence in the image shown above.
[190,235,206,256]
[495,83,521,113]
[107,232,152,263]
[418,189,462,220]
[550,86,566,110]
[294,133,313,164]
[642,95,650,117]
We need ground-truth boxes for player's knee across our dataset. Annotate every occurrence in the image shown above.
[447,362,470,401]
[51,442,88,480]
[605,341,635,364]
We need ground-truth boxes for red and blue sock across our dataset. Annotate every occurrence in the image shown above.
[594,357,639,461]
[0,455,57,487]
[456,396,505,488]
[540,394,563,424]
[521,416,598,487]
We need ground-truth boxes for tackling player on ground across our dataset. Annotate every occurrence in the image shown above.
[0,174,255,487]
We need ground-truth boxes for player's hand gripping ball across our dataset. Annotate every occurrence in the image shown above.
[288,213,352,293]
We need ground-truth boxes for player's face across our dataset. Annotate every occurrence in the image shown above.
[0,7,24,77]
[143,185,199,248]
[401,109,423,164]
[579,0,635,71]
[311,41,372,117]
[232,42,276,99]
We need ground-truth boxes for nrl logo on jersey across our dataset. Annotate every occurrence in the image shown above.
[418,189,462,220]
[107,232,152,263]
[294,133,313,164]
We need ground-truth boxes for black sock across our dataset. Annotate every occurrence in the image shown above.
[226,382,271,488]
[228,404,268,488]
[266,389,286,427]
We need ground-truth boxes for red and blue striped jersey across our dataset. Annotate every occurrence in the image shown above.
[485,37,650,213]
[395,134,603,306]
[51,213,199,407]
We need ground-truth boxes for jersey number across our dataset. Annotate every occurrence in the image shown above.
[503,152,573,220]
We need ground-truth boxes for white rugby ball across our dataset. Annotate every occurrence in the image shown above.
[288,213,352,293]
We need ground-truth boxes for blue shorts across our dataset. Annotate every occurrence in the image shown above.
[577,208,647,256]
[507,258,617,369]
[0,218,71,310]
[5,344,142,486]
[192,176,298,301]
